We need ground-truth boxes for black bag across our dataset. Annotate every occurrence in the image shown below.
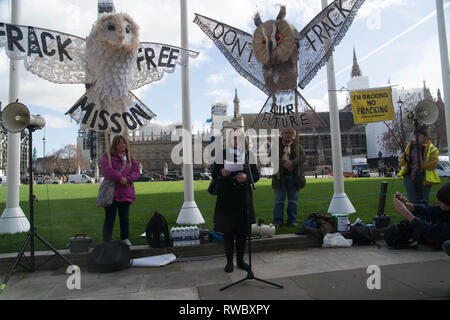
[384,220,414,249]
[88,241,131,273]
[145,211,171,248]
[208,179,219,195]
[350,224,376,245]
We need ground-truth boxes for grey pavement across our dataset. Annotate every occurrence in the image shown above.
[0,244,449,300]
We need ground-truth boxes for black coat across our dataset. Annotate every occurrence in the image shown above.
[212,149,259,234]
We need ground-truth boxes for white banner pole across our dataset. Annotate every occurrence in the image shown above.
[322,0,356,215]
[0,0,30,234]
[177,0,204,225]
[436,0,450,154]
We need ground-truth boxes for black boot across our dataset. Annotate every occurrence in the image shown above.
[236,233,249,270]
[223,233,234,273]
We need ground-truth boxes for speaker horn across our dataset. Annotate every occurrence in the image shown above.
[1,102,45,133]
[402,99,439,126]
[415,99,439,125]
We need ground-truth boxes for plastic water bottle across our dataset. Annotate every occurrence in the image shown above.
[173,227,179,247]
[180,227,186,247]
[196,227,200,245]
[188,227,194,246]
[187,227,193,246]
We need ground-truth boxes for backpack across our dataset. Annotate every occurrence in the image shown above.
[88,241,131,273]
[384,220,414,249]
[350,224,376,245]
[145,211,171,248]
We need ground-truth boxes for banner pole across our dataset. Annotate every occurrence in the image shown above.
[322,0,355,215]
[0,0,29,235]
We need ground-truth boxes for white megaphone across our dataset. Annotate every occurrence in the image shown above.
[402,99,439,126]
[415,99,439,125]
[1,102,45,132]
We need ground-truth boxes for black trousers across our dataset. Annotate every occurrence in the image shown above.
[103,201,130,242]
[223,225,248,262]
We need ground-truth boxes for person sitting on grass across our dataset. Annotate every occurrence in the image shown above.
[392,182,450,249]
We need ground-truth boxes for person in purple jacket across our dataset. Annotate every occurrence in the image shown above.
[393,182,450,249]
[100,135,140,246]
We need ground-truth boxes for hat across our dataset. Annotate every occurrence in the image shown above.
[414,124,428,136]
[436,182,450,207]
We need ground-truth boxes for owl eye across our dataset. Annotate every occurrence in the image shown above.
[261,38,267,48]
[107,24,115,31]
[275,33,284,44]
[125,25,132,34]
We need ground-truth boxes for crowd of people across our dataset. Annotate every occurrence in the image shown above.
[98,124,450,274]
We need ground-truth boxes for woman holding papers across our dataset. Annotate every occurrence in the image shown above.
[212,129,259,273]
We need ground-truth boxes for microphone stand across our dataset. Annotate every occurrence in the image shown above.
[1,126,73,293]
[220,152,283,291]
[413,120,424,203]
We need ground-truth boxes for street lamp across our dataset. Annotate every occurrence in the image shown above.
[397,97,405,152]
[42,135,46,174]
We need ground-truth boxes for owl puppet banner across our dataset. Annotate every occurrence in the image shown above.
[0,13,199,135]
[194,0,365,94]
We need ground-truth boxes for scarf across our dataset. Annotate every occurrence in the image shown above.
[410,144,423,181]
[282,141,293,161]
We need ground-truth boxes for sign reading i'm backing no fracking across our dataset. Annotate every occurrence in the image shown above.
[350,87,395,124]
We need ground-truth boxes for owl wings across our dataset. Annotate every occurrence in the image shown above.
[194,0,365,94]
[0,21,199,90]
[0,15,199,134]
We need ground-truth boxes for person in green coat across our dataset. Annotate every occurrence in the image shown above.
[272,128,306,227]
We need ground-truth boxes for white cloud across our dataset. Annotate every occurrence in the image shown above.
[206,73,226,85]
[205,89,233,103]
[41,113,77,129]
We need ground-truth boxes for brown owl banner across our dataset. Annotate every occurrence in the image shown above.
[194,0,365,94]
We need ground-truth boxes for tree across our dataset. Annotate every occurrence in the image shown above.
[379,92,422,155]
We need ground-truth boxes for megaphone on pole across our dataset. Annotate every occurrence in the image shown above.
[402,99,439,126]
[1,102,45,133]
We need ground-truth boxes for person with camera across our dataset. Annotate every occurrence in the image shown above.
[212,129,259,273]
[272,128,306,227]
[398,124,440,205]
[392,182,450,249]
[100,135,140,246]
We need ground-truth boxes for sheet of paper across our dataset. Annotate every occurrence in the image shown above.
[131,254,177,267]
[224,160,243,172]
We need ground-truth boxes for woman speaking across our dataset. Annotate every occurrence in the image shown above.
[212,129,259,273]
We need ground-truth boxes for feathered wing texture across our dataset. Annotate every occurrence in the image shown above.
[194,0,365,93]
[129,42,199,90]
[193,13,268,95]
[0,22,89,84]
[297,0,365,89]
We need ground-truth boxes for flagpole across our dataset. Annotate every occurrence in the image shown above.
[436,0,450,154]
[0,0,30,235]
[177,0,204,225]
[321,0,355,215]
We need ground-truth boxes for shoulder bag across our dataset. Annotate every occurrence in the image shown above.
[96,160,127,208]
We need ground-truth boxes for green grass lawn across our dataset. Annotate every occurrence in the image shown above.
[0,176,447,254]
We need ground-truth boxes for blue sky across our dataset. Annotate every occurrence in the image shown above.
[0,0,449,157]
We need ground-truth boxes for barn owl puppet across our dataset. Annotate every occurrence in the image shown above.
[0,12,199,135]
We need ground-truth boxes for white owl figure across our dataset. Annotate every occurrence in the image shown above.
[86,13,139,108]
[0,11,199,134]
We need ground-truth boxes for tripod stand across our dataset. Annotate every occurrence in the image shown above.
[1,127,73,293]
[220,155,283,291]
